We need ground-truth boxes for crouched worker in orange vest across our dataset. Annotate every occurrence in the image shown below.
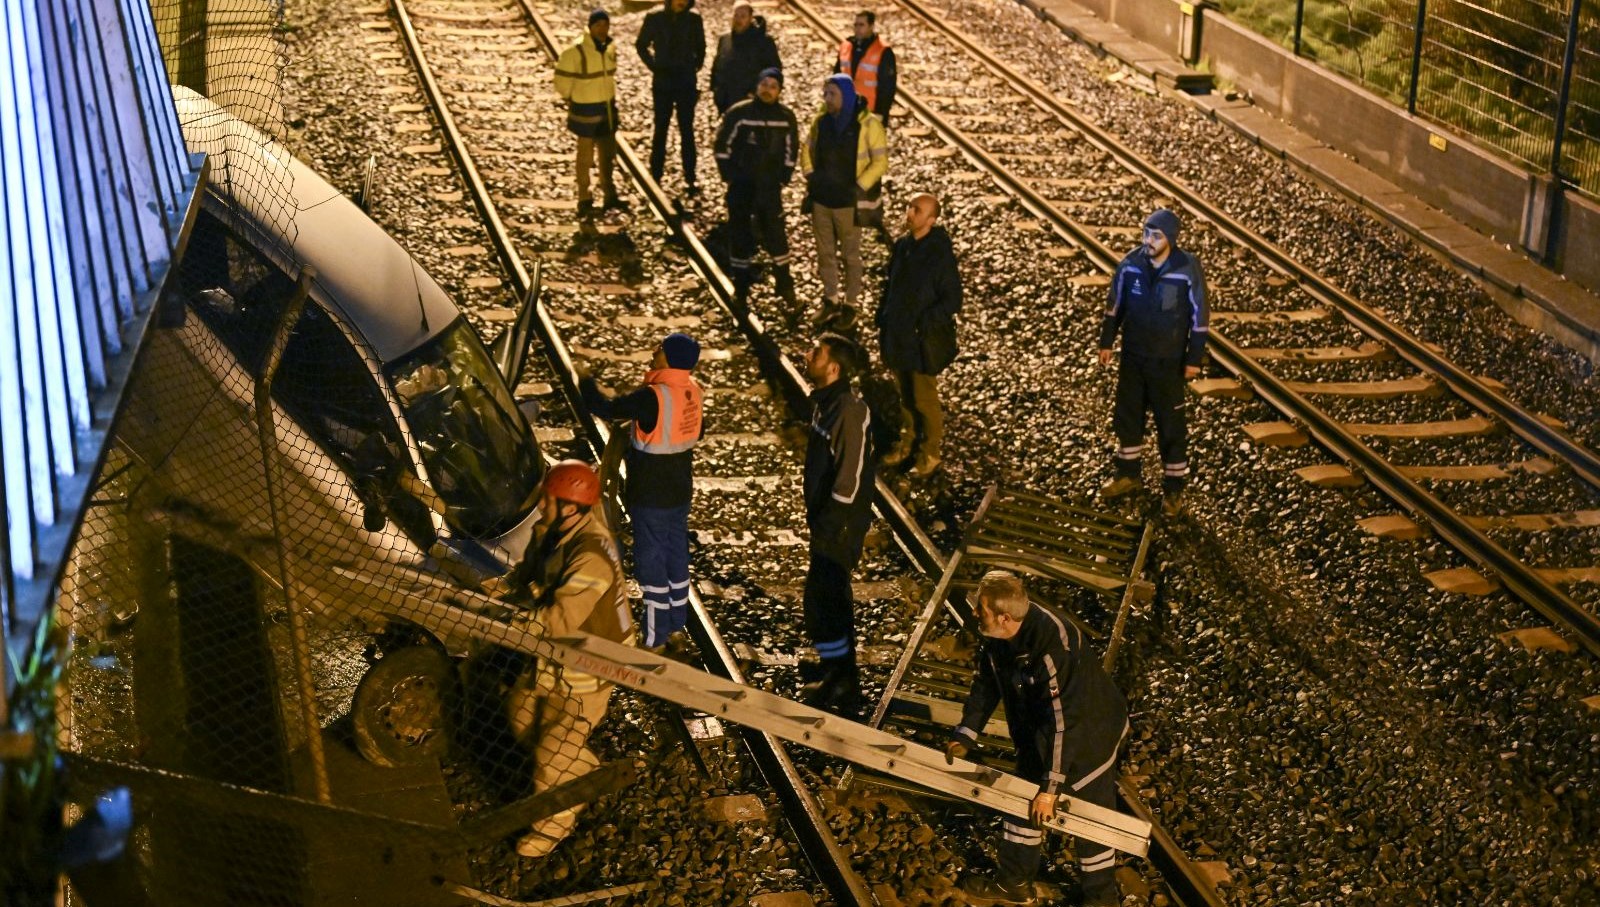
[481,460,635,859]
[581,333,705,653]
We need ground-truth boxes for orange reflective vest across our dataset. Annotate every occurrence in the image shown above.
[632,368,703,454]
[838,37,889,112]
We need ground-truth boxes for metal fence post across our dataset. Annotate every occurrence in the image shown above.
[1550,0,1585,180]
[1292,0,1305,56]
[1407,0,1428,114]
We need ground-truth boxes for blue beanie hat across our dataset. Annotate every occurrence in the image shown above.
[1145,208,1181,245]
[588,8,609,25]
[758,66,784,88]
[826,73,856,124]
[661,332,700,369]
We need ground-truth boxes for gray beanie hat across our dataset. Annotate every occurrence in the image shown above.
[1144,208,1181,244]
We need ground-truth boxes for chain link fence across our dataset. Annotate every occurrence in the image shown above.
[49,4,614,903]
[1223,0,1600,194]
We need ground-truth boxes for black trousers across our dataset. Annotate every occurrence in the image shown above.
[1111,353,1188,492]
[999,722,1127,897]
[801,550,854,665]
[726,180,791,288]
[650,79,697,185]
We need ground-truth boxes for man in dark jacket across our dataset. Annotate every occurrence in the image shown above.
[710,0,781,114]
[800,332,875,715]
[714,67,799,313]
[636,0,705,194]
[875,193,961,479]
[833,10,897,130]
[944,571,1129,906]
[1097,208,1209,518]
[580,333,704,654]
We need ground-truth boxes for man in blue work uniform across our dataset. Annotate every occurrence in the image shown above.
[714,67,799,315]
[800,332,874,714]
[945,571,1129,906]
[580,333,704,655]
[1097,208,1209,517]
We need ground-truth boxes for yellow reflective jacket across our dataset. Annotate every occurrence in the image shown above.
[554,34,618,135]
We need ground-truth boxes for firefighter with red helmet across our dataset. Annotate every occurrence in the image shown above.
[481,460,634,858]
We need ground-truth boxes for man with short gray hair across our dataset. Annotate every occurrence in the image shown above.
[944,571,1129,905]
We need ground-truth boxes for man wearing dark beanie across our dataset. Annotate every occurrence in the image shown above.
[714,67,799,315]
[580,333,705,654]
[555,9,627,215]
[1097,207,1209,518]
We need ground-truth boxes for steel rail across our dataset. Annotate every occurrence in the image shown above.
[784,4,1225,905]
[789,0,1600,657]
[891,0,1600,494]
[390,2,876,902]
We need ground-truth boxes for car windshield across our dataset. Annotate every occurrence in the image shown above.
[385,318,542,539]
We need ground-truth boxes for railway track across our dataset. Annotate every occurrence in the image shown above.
[380,0,1206,903]
[782,0,1600,660]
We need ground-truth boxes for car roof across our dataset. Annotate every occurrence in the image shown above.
[172,86,459,363]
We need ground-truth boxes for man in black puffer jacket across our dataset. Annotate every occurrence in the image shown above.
[709,0,780,114]
[636,0,705,193]
[875,193,962,479]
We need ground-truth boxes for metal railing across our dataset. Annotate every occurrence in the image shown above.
[1275,0,1599,193]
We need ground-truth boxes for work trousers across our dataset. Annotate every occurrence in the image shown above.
[506,679,613,844]
[649,80,698,185]
[999,721,1128,898]
[1111,353,1188,492]
[726,181,791,288]
[802,550,855,667]
[895,370,943,456]
[631,503,691,648]
[811,205,862,306]
[576,133,617,204]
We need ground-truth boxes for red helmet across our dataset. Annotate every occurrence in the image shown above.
[543,460,600,507]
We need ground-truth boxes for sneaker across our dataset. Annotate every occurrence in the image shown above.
[1100,476,1140,500]
[908,452,941,479]
[602,195,631,212]
[829,304,857,331]
[811,299,842,329]
[1161,490,1185,518]
[960,874,1035,904]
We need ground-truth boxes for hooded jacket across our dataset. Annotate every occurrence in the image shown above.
[876,225,963,374]
[1099,246,1209,366]
[710,17,781,112]
[636,0,705,85]
[800,92,887,212]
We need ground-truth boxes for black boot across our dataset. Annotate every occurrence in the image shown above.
[801,655,861,716]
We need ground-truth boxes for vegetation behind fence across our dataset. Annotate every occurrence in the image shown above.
[1217,0,1600,197]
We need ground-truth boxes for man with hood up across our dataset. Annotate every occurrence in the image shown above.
[710,0,781,114]
[636,0,705,195]
[1096,207,1209,518]
[799,73,887,333]
[875,193,962,480]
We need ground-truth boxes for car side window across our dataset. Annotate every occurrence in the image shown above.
[177,209,298,373]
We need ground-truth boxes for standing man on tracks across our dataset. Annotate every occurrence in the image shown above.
[799,73,887,333]
[876,192,961,480]
[944,571,1129,906]
[636,0,706,196]
[1097,207,1209,518]
[554,9,628,215]
[480,460,636,859]
[834,10,897,131]
[580,333,704,656]
[710,0,781,114]
[714,66,800,316]
[800,332,875,715]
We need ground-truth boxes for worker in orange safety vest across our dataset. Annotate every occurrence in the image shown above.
[580,333,705,653]
[834,10,898,130]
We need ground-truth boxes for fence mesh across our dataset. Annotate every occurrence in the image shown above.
[51,4,611,903]
[1222,0,1600,194]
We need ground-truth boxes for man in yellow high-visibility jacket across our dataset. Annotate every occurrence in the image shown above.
[554,10,627,215]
